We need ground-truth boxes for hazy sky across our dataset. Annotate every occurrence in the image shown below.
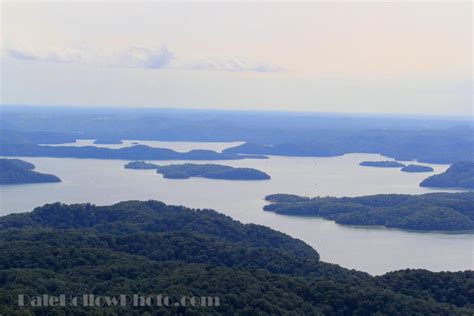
[1,1,472,116]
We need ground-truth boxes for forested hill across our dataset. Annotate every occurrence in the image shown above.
[0,200,472,314]
[264,192,474,231]
[0,158,61,184]
[420,162,474,189]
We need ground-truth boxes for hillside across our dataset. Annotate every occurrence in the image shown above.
[0,200,472,314]
[420,162,474,189]
[0,158,61,184]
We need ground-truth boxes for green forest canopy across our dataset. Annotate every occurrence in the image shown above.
[0,200,472,314]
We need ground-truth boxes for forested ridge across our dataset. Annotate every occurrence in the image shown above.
[0,142,264,161]
[264,192,474,231]
[420,162,474,189]
[0,200,472,315]
[0,158,61,184]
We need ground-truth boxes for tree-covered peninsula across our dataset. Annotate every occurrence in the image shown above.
[264,192,474,231]
[0,201,472,315]
[0,141,267,161]
[420,162,474,189]
[0,158,61,184]
[359,161,405,168]
[401,164,434,173]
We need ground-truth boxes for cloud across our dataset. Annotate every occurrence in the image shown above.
[182,57,282,73]
[6,47,90,64]
[112,46,174,69]
[4,45,281,73]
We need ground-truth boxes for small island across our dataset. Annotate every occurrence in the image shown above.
[263,192,474,231]
[359,161,405,168]
[124,161,159,169]
[93,139,123,144]
[156,163,271,180]
[401,164,434,173]
[0,158,61,184]
[420,162,474,189]
[124,161,271,180]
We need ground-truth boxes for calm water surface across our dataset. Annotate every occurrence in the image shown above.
[1,141,472,275]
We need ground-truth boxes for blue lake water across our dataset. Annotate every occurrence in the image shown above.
[1,140,472,275]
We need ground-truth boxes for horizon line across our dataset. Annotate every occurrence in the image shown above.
[1,104,472,121]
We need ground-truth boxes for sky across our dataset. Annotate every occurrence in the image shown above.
[0,1,472,116]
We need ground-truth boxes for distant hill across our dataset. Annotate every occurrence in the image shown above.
[0,200,472,314]
[359,161,405,168]
[264,192,474,231]
[401,164,434,173]
[0,158,61,184]
[420,162,474,189]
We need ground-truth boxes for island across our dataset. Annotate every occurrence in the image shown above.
[0,200,471,314]
[0,158,61,184]
[93,139,123,144]
[401,164,434,173]
[124,161,159,169]
[420,162,474,189]
[263,192,474,231]
[156,163,270,180]
[124,162,270,180]
[359,161,405,168]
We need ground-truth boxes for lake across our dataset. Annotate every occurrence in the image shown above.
[1,140,472,275]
